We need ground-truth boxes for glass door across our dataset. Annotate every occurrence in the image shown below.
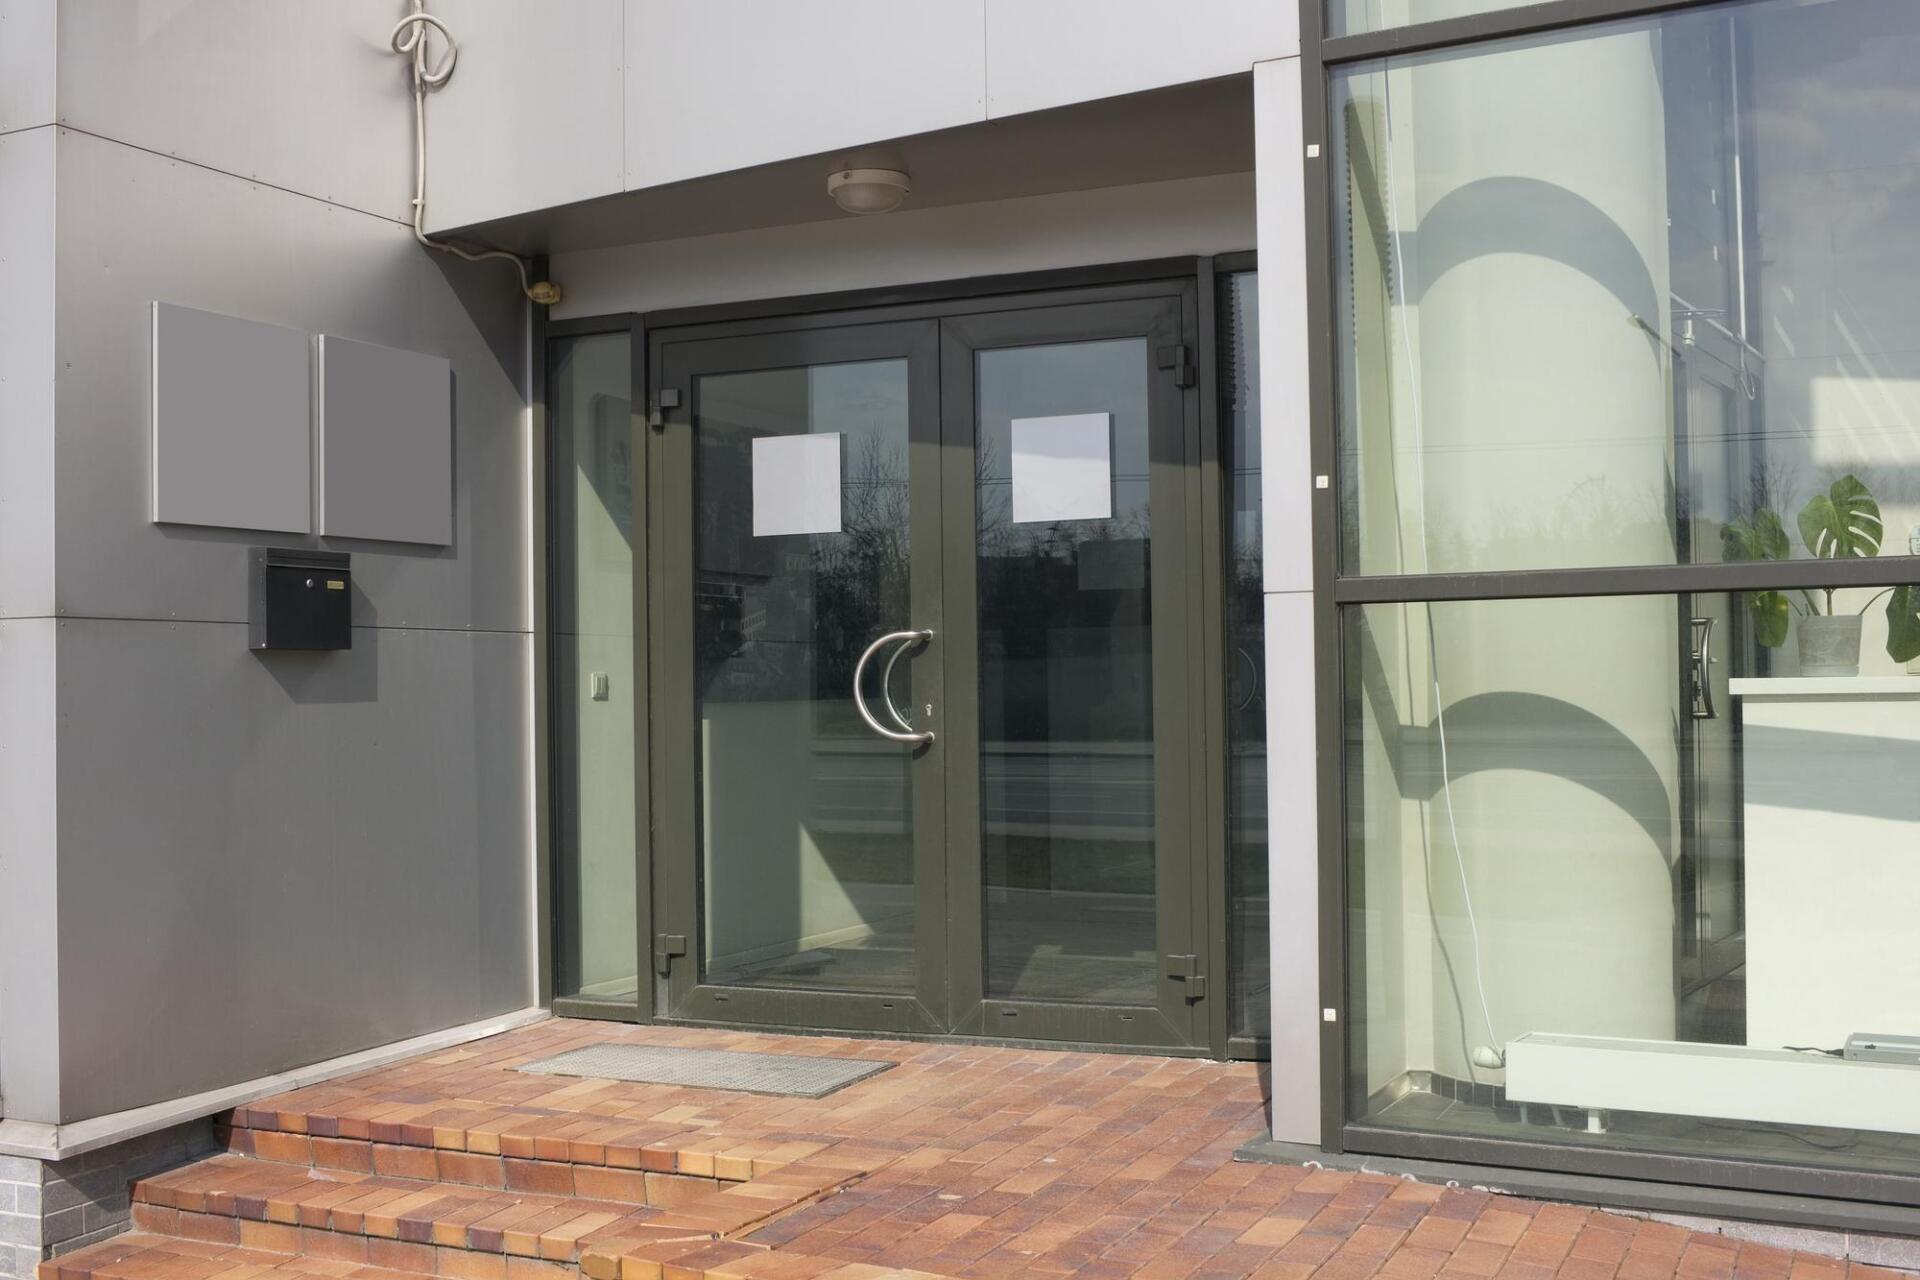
[940,296,1206,1049]
[651,320,948,1034]
[646,287,1209,1051]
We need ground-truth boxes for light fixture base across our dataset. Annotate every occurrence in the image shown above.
[827,167,911,215]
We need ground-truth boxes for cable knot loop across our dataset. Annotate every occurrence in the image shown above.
[389,7,455,89]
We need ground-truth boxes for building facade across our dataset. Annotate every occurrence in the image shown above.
[3,0,1920,1273]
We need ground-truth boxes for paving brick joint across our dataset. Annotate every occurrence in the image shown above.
[28,1021,1917,1279]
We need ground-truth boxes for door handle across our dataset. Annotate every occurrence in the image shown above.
[1689,616,1718,720]
[853,629,935,745]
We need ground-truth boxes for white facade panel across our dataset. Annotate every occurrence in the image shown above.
[53,0,414,222]
[0,126,55,619]
[422,0,626,234]
[0,0,57,133]
[1263,588,1321,1145]
[623,0,986,192]
[985,0,1295,119]
[0,616,61,1121]
[1254,57,1312,597]
[1253,56,1320,1145]
[553,171,1254,319]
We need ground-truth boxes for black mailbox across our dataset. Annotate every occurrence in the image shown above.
[250,547,352,651]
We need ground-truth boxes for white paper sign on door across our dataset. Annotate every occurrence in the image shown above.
[1010,413,1112,524]
[752,432,842,536]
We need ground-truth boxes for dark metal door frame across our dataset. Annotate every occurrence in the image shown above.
[650,319,948,1037]
[938,293,1206,1050]
[638,274,1219,1053]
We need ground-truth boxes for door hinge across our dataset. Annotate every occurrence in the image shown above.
[650,387,681,432]
[654,932,687,976]
[1166,954,1207,1001]
[1156,343,1196,389]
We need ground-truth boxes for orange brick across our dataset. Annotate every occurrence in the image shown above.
[312,1137,375,1173]
[439,1151,508,1188]
[238,1219,302,1253]
[374,1143,442,1181]
[249,1131,314,1166]
[369,1238,438,1272]
[572,1167,651,1205]
[436,1246,510,1280]
[504,1159,575,1197]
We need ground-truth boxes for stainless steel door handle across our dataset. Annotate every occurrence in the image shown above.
[853,629,934,744]
[1689,616,1718,720]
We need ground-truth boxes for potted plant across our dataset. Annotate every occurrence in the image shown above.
[1722,475,1920,676]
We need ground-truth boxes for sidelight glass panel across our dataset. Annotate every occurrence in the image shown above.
[977,338,1157,1005]
[1223,271,1270,1041]
[1335,0,1920,577]
[693,360,916,994]
[1346,583,1920,1176]
[551,332,639,1004]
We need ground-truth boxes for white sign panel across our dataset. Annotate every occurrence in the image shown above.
[752,432,842,537]
[1011,413,1113,524]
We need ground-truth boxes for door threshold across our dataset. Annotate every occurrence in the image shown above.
[651,1013,1221,1059]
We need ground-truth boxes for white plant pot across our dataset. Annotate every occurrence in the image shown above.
[1798,614,1863,677]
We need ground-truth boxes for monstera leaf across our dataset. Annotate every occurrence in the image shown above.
[1798,474,1883,559]
[1890,586,1920,664]
[1723,508,1790,563]
[1722,509,1793,647]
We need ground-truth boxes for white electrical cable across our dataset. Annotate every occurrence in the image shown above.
[390,1,559,304]
[1379,65,1503,1064]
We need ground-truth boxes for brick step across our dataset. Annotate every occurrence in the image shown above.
[38,1232,444,1280]
[221,1114,837,1189]
[34,1230,914,1280]
[120,1151,872,1279]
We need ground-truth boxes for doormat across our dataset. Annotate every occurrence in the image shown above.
[514,1043,894,1098]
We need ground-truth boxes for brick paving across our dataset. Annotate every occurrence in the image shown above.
[39,1019,1911,1280]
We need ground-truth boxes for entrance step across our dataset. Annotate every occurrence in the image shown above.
[221,1109,859,1188]
[41,1140,888,1280]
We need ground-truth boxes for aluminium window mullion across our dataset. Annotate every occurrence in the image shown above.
[1319,0,1730,66]
[1331,556,1920,606]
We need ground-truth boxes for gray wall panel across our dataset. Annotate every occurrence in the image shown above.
[0,618,62,1122]
[52,617,532,1124]
[317,335,453,546]
[52,129,527,633]
[0,127,54,620]
[52,0,413,222]
[150,302,313,535]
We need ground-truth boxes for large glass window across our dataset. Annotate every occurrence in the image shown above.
[1335,0,1920,577]
[551,331,639,1004]
[1331,0,1920,1196]
[1346,585,1920,1180]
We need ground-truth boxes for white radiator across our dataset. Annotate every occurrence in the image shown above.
[1504,1033,1920,1135]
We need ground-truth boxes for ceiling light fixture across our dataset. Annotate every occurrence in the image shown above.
[827,167,911,215]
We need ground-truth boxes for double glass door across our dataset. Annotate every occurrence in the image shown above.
[647,288,1209,1049]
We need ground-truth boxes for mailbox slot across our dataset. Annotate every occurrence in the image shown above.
[250,547,352,651]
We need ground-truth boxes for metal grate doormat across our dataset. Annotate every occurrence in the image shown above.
[515,1043,894,1098]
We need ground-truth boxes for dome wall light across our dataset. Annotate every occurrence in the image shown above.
[828,167,911,215]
